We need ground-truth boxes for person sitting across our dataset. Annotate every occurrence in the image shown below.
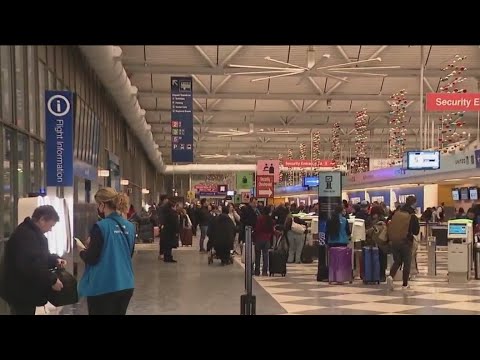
[208,207,236,265]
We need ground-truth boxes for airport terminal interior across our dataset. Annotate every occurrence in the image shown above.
[1,45,480,315]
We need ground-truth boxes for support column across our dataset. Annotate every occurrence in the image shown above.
[420,46,425,150]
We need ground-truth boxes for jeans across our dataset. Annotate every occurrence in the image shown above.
[287,231,304,263]
[255,241,270,275]
[389,241,413,286]
[199,226,208,251]
[87,288,134,315]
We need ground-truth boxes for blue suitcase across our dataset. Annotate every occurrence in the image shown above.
[361,246,380,284]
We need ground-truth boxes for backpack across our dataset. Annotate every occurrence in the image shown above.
[387,210,412,244]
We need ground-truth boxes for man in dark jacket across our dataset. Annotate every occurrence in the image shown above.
[386,196,420,291]
[272,203,289,226]
[157,195,169,259]
[4,205,66,315]
[196,199,210,252]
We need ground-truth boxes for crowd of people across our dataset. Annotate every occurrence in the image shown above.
[5,188,480,315]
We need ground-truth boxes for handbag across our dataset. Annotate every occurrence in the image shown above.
[291,221,306,234]
[47,268,79,307]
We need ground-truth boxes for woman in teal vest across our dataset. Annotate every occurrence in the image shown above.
[78,187,135,315]
[326,205,350,246]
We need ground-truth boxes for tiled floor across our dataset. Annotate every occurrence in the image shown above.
[253,261,480,315]
[59,237,285,315]
[56,236,480,315]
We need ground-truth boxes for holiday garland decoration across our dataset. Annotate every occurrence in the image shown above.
[438,55,468,150]
[351,109,369,173]
[312,131,320,174]
[278,153,284,182]
[388,89,408,166]
[331,122,341,168]
[287,148,294,185]
[299,143,307,178]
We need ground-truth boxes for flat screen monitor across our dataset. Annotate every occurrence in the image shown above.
[448,223,467,236]
[469,187,478,201]
[460,187,469,200]
[452,188,460,201]
[404,150,440,170]
[303,176,319,187]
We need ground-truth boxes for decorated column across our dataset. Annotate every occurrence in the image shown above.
[438,55,468,150]
[388,89,408,166]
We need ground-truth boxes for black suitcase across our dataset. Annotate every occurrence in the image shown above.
[301,235,318,264]
[269,234,287,277]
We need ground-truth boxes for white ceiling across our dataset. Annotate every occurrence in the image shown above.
[120,45,480,164]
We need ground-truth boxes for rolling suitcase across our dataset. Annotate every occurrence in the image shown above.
[361,246,380,284]
[301,234,316,264]
[181,228,193,246]
[269,234,287,277]
[328,246,352,284]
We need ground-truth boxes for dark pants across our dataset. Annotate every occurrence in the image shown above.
[163,247,173,261]
[389,242,412,287]
[199,226,208,251]
[255,241,270,275]
[378,246,388,282]
[87,288,134,315]
[10,303,36,315]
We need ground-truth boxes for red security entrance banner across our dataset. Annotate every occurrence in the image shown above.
[426,93,480,112]
[283,160,335,168]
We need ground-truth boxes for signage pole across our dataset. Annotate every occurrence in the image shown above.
[420,45,425,150]
[316,171,342,282]
[240,226,256,315]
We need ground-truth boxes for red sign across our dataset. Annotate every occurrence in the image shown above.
[194,184,217,193]
[283,159,335,168]
[256,160,280,183]
[426,93,480,112]
[256,175,274,198]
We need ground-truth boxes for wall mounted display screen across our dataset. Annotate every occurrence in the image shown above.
[469,187,478,201]
[460,187,469,200]
[303,176,319,187]
[452,188,460,201]
[227,190,235,196]
[404,151,440,170]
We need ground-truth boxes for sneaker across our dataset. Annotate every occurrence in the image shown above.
[386,275,394,291]
[402,285,412,291]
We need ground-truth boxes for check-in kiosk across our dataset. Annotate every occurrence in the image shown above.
[447,219,473,283]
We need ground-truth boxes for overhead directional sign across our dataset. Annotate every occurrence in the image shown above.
[171,76,194,163]
[256,175,274,198]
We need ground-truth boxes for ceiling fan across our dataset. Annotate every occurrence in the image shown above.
[208,123,300,137]
[227,46,400,83]
[200,152,258,159]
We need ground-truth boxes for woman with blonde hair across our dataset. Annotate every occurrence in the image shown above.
[77,187,136,315]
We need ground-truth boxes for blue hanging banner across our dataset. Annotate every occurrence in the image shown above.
[171,76,194,163]
[45,90,74,187]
